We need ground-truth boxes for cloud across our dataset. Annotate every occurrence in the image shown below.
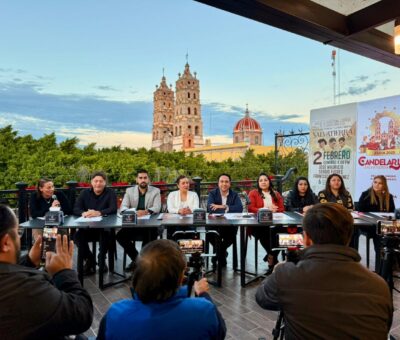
[349,75,368,83]
[0,112,152,148]
[0,80,153,132]
[338,78,391,97]
[0,79,309,147]
[72,130,152,148]
[0,68,27,74]
[94,85,117,91]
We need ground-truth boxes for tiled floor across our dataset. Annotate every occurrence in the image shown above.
[81,235,400,339]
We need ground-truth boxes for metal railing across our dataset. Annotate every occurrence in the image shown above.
[0,168,298,224]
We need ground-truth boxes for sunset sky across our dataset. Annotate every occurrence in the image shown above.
[1,0,399,148]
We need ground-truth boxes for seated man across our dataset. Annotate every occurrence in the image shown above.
[256,203,393,339]
[98,239,226,340]
[207,173,242,266]
[0,205,93,338]
[116,169,161,271]
[73,171,117,274]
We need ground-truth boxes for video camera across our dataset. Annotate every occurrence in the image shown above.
[176,237,205,296]
[377,220,400,249]
[270,225,303,252]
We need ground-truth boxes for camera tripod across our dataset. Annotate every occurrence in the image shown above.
[378,237,400,295]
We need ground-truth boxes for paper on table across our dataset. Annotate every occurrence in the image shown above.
[224,213,255,220]
[370,212,395,219]
[351,212,361,219]
[157,213,164,220]
[179,214,193,219]
[137,215,151,220]
[75,216,103,222]
[273,212,294,220]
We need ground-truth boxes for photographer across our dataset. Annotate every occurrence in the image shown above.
[98,239,226,340]
[0,205,93,339]
[255,203,393,339]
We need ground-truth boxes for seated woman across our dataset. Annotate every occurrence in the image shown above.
[248,173,284,273]
[318,173,354,210]
[285,176,318,213]
[357,175,395,272]
[29,178,71,218]
[167,175,199,215]
[166,175,200,239]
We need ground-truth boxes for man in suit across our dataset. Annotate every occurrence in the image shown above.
[116,169,161,271]
[207,173,243,267]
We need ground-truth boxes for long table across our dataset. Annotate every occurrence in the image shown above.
[20,214,162,289]
[20,211,379,289]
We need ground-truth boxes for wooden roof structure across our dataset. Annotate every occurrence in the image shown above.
[195,0,400,68]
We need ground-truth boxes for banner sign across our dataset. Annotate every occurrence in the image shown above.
[309,103,357,195]
[309,96,399,207]
[356,96,400,207]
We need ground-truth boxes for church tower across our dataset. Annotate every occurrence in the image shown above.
[173,63,204,150]
[151,74,175,151]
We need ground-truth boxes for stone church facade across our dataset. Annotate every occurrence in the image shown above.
[152,63,204,151]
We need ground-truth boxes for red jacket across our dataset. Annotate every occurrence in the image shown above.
[248,189,284,213]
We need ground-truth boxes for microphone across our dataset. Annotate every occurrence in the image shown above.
[242,191,251,206]
[52,194,60,207]
[241,191,251,218]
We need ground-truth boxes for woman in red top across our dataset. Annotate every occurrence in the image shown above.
[248,173,284,272]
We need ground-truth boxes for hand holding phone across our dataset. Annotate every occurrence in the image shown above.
[45,234,74,276]
[28,236,42,267]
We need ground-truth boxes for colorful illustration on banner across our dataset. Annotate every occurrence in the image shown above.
[359,109,400,156]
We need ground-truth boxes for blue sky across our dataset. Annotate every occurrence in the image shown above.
[0,0,399,147]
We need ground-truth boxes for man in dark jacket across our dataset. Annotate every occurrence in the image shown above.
[73,171,117,274]
[255,203,393,340]
[207,173,243,267]
[0,204,93,339]
[98,239,226,340]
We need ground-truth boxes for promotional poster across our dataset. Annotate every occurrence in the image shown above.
[309,96,399,207]
[309,103,357,195]
[356,96,400,207]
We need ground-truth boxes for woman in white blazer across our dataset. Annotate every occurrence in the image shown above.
[167,175,199,214]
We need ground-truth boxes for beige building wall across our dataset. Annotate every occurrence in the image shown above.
[185,142,294,162]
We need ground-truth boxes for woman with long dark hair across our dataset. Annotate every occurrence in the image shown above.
[285,176,318,213]
[29,178,71,218]
[248,173,284,272]
[318,173,354,210]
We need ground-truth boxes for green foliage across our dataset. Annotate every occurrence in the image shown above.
[0,126,308,189]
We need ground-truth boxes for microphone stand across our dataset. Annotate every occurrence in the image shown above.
[241,192,252,218]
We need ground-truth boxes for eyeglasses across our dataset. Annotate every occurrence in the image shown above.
[17,228,25,238]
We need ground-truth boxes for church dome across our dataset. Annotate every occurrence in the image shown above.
[233,107,261,132]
